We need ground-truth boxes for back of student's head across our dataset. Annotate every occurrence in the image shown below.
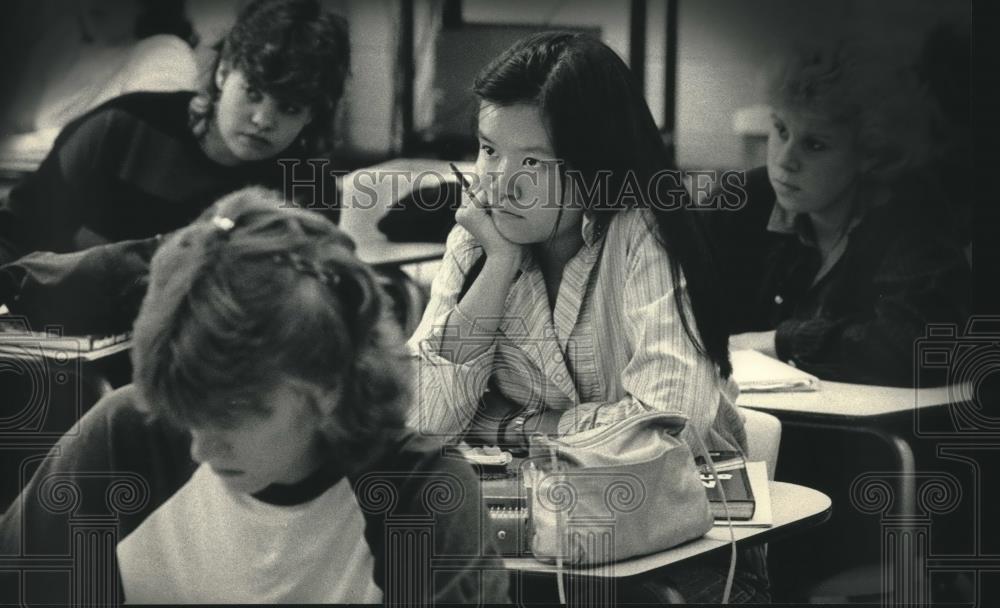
[131,187,408,469]
[473,31,732,379]
[190,0,350,156]
[763,36,933,188]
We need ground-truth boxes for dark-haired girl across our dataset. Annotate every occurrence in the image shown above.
[409,32,767,603]
[0,0,349,266]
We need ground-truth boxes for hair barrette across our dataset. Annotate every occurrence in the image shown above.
[212,215,236,232]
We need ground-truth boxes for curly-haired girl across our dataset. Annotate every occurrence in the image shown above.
[0,187,508,604]
[0,0,348,266]
[709,37,971,386]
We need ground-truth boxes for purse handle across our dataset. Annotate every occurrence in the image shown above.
[689,430,747,604]
[535,426,745,605]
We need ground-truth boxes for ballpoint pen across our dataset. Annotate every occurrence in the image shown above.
[449,162,490,215]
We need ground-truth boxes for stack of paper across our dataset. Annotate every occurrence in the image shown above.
[731,349,820,392]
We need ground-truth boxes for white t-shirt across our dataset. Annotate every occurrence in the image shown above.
[118,464,381,604]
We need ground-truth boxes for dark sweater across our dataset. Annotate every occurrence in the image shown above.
[0,91,339,265]
[0,385,508,604]
[703,166,972,387]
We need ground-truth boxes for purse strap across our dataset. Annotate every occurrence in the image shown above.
[543,443,568,606]
[689,430,748,604]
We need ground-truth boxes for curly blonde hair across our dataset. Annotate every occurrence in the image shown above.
[131,187,410,470]
[763,37,934,188]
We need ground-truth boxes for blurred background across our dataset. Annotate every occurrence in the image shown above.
[0,0,971,176]
[0,2,981,604]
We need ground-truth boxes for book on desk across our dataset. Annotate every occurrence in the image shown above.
[697,450,756,521]
[0,318,132,361]
[700,458,773,528]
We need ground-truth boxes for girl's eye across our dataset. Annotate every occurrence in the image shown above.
[245,87,263,102]
[804,138,828,152]
[280,104,303,116]
[772,122,788,140]
[479,144,495,156]
[523,157,540,168]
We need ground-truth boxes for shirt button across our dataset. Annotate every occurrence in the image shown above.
[774,294,784,305]
[787,359,797,368]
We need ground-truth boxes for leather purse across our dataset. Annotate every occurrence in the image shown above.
[526,411,714,566]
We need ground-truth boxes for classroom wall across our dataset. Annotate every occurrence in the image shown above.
[426,0,669,144]
[6,0,970,167]
[674,0,971,171]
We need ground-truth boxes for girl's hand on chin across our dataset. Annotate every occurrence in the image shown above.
[455,187,525,267]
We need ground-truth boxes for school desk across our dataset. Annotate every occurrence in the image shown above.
[735,379,971,520]
[355,239,446,268]
[734,372,979,602]
[501,481,831,577]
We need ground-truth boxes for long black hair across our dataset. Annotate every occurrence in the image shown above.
[473,32,732,378]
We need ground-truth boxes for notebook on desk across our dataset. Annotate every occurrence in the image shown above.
[731,349,820,392]
[0,319,132,360]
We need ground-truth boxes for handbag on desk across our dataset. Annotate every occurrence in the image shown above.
[526,411,714,566]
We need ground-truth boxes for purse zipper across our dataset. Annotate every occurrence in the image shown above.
[538,410,690,450]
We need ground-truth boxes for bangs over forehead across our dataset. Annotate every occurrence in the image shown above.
[230,43,322,108]
[219,0,350,113]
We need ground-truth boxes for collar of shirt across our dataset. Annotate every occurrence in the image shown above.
[581,212,604,247]
[765,202,863,247]
[765,203,865,286]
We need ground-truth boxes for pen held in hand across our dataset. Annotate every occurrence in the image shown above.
[449,162,490,215]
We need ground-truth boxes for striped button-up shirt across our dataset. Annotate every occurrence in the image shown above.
[408,208,745,451]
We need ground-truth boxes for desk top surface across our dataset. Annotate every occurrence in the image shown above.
[354,239,446,268]
[503,481,831,577]
[736,380,970,419]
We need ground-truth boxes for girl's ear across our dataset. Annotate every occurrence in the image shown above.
[312,384,343,417]
[215,62,231,91]
[860,150,903,183]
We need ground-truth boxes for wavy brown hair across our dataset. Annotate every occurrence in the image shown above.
[131,187,409,470]
[188,0,350,158]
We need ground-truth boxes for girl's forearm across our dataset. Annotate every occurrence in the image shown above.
[437,255,521,364]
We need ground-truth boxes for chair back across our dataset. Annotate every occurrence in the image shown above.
[739,407,781,480]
